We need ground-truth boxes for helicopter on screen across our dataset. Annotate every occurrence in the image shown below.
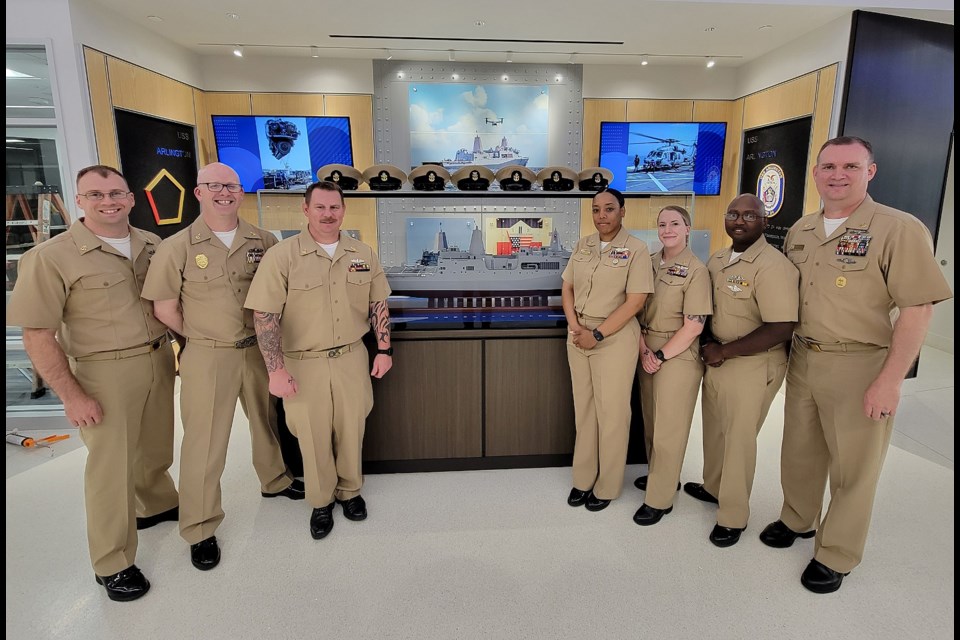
[631,133,697,172]
[485,117,504,126]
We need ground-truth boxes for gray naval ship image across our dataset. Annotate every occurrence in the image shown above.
[385,226,570,305]
[441,134,529,173]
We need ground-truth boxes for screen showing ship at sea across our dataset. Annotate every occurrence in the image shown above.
[598,121,727,195]
[409,83,550,173]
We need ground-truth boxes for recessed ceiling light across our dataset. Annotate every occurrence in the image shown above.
[226,12,239,20]
[474,20,485,27]
[706,57,716,68]
[640,55,649,66]
[147,15,163,22]
[310,46,320,58]
[502,75,508,81]
[452,73,459,80]
[233,45,244,57]
[704,26,716,32]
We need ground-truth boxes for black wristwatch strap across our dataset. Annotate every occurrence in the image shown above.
[592,328,604,342]
[654,349,666,362]
[376,347,394,356]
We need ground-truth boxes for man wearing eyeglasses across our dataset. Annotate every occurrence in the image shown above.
[143,162,301,572]
[7,165,179,602]
[685,193,799,549]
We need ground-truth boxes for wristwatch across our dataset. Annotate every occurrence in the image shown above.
[376,347,394,356]
[592,329,605,342]
[654,349,666,362]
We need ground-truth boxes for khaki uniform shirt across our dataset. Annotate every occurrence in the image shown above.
[244,231,391,351]
[785,195,952,346]
[562,227,654,319]
[707,236,799,344]
[639,246,713,333]
[6,220,168,358]
[142,217,277,342]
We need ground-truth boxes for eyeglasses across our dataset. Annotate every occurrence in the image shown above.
[724,211,761,222]
[80,190,131,201]
[199,182,243,193]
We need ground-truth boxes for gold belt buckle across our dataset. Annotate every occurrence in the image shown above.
[327,347,344,358]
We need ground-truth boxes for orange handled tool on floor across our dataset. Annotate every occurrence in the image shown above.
[6,433,71,448]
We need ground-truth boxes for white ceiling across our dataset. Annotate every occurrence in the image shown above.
[84,0,954,68]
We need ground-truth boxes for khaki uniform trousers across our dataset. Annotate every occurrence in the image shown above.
[779,338,892,573]
[567,316,640,500]
[639,330,704,509]
[178,341,292,544]
[283,341,373,508]
[701,348,787,528]
[74,343,178,576]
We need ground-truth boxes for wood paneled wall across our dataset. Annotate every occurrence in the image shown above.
[581,64,839,254]
[81,47,378,247]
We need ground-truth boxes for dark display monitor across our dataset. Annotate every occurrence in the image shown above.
[598,121,727,195]
[211,115,353,193]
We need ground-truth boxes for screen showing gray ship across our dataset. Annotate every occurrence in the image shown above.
[385,226,570,303]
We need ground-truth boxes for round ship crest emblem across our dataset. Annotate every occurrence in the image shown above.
[756,164,785,217]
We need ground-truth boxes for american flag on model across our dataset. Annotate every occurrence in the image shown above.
[497,232,542,255]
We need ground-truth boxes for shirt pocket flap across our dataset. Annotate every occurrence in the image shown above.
[289,276,324,290]
[183,265,225,282]
[347,272,373,285]
[79,272,126,289]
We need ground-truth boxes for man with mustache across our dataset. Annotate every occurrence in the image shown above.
[245,180,393,541]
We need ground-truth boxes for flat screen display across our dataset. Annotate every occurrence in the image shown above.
[211,115,353,192]
[598,122,727,195]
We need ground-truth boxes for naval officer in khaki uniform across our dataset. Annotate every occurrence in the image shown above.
[7,165,178,602]
[633,205,712,526]
[760,137,952,594]
[245,180,393,540]
[143,162,300,571]
[688,194,798,548]
[563,188,652,512]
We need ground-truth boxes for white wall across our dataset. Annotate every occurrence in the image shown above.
[583,65,738,100]
[734,14,852,100]
[200,56,374,94]
[928,147,954,352]
[69,0,203,88]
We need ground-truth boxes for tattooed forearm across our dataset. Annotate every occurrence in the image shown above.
[369,300,391,347]
[687,315,707,324]
[253,311,285,372]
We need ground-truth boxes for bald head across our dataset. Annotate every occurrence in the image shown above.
[730,193,763,212]
[197,162,240,185]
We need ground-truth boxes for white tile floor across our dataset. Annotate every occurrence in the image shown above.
[5,346,954,639]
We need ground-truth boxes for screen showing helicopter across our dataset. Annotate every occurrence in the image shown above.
[598,122,727,195]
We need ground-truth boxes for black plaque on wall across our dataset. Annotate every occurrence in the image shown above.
[739,116,812,252]
[114,108,200,239]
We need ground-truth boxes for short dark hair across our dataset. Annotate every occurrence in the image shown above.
[76,165,125,185]
[595,187,625,208]
[304,180,345,206]
[818,136,875,164]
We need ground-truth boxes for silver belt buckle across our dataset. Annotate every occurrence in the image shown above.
[327,347,344,358]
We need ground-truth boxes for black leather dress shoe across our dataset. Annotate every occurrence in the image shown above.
[584,492,611,512]
[709,524,746,548]
[190,536,220,571]
[801,558,849,594]
[632,503,673,526]
[759,519,816,548]
[95,565,150,602]
[136,506,179,530]
[310,504,335,539]
[567,488,590,507]
[261,478,306,500]
[682,482,719,504]
[633,476,680,491]
[336,495,367,521]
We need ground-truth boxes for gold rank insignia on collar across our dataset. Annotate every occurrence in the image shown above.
[195,254,209,269]
[666,264,689,277]
[348,258,370,272]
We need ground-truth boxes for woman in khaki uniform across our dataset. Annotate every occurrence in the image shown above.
[634,205,712,526]
[562,188,653,512]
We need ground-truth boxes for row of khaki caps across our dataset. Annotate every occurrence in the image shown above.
[316,163,613,192]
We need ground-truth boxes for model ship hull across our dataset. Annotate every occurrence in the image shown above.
[385,266,563,298]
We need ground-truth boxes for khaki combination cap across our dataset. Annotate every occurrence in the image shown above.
[317,164,362,190]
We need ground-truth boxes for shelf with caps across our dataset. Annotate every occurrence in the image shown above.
[256,188,694,199]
